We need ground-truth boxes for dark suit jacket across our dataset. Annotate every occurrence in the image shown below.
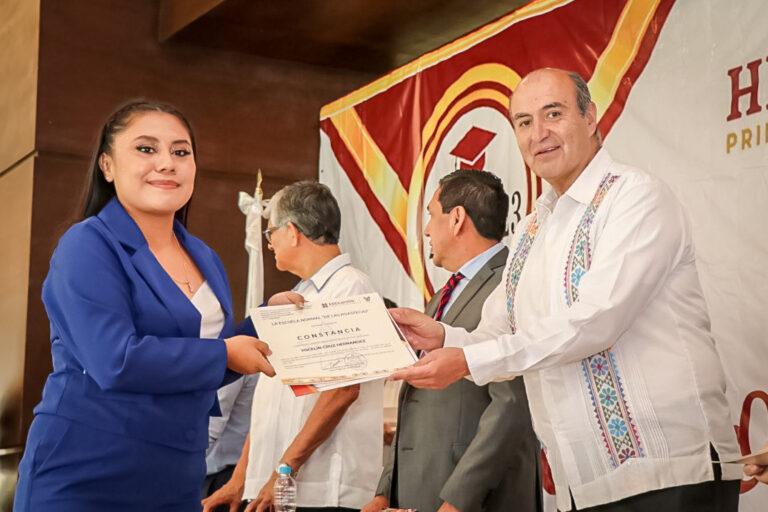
[376,247,541,512]
[34,197,242,452]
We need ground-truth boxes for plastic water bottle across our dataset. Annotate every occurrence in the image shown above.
[273,463,297,512]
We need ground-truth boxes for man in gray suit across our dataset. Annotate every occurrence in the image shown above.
[362,170,541,512]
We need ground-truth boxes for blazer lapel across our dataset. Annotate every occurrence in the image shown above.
[424,291,440,319]
[440,247,509,325]
[130,245,202,337]
[440,268,490,325]
[97,198,203,338]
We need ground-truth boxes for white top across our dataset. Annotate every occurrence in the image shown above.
[244,254,383,508]
[444,150,741,511]
[190,281,225,339]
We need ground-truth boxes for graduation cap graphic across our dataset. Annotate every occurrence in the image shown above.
[449,126,496,170]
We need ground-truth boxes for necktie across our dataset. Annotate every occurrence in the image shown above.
[434,272,465,321]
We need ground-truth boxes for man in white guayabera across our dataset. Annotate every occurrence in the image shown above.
[203,181,382,512]
[390,68,741,512]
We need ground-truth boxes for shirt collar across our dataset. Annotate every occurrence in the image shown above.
[456,242,505,281]
[535,186,559,216]
[564,148,612,205]
[534,148,612,215]
[303,253,352,292]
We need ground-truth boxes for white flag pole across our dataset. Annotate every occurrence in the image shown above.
[238,170,266,310]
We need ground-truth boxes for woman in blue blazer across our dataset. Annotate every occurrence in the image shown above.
[14,101,274,511]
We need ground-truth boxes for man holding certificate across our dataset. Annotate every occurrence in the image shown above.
[362,170,540,512]
[203,181,383,512]
[389,69,742,511]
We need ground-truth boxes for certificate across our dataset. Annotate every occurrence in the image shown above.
[250,293,417,390]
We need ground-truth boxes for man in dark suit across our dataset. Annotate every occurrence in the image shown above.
[362,170,541,512]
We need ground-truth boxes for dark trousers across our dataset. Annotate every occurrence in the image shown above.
[203,464,235,496]
[298,508,358,512]
[203,465,247,512]
[565,479,739,512]
[202,470,357,512]
[562,449,740,512]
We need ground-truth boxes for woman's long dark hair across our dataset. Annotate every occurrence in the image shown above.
[81,100,198,226]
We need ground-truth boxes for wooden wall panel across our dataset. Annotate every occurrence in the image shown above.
[35,0,373,182]
[0,0,38,174]
[167,0,530,73]
[158,0,226,41]
[23,153,83,435]
[0,158,34,509]
[0,1,38,500]
[0,159,34,448]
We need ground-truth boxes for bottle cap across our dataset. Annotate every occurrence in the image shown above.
[277,463,292,475]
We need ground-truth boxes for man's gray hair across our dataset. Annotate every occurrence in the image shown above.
[567,71,602,145]
[568,72,592,116]
[265,181,341,245]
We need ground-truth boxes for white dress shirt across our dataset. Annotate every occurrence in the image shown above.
[444,150,740,511]
[244,253,383,508]
[191,281,224,340]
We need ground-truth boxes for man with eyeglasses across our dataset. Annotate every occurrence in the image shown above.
[203,181,383,512]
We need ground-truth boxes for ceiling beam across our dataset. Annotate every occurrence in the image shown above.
[158,0,226,42]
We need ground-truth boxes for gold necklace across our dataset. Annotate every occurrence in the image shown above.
[170,235,194,294]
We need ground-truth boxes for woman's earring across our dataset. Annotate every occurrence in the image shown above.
[101,160,113,183]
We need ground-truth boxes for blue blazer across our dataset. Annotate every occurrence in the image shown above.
[34,198,243,452]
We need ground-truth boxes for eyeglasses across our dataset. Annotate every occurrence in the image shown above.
[263,225,282,244]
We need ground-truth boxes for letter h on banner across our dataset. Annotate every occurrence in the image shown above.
[726,58,764,121]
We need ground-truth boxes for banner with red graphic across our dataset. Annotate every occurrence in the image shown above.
[318,1,768,510]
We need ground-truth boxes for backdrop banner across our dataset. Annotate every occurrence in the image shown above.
[318,1,768,509]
